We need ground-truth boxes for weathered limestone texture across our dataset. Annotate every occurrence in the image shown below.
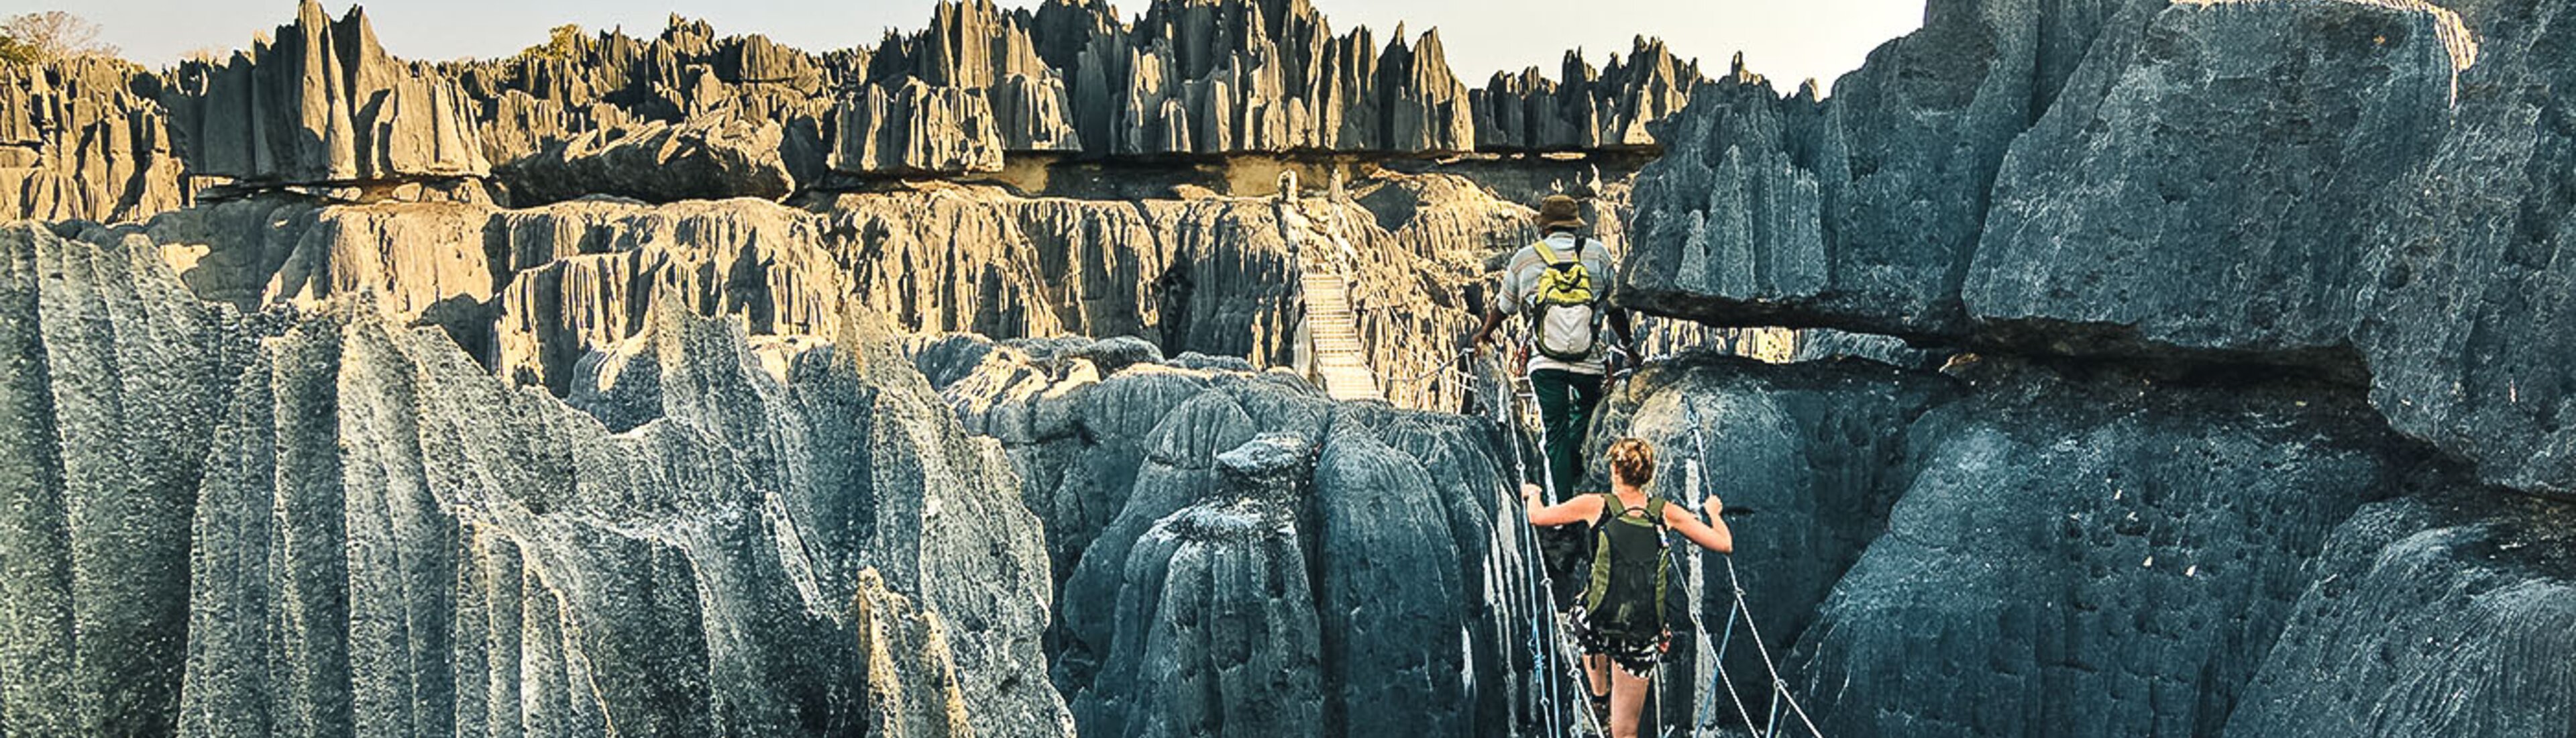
[0,223,1072,738]
[164,1,493,186]
[1627,0,2576,496]
[117,175,1523,410]
[496,117,798,206]
[915,337,1550,737]
[0,59,190,223]
[1,0,1707,221]
[1595,351,2576,738]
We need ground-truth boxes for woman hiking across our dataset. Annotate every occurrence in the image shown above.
[1520,438,1731,738]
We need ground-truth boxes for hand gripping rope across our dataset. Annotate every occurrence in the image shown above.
[1481,349,1830,738]
[1670,392,1825,738]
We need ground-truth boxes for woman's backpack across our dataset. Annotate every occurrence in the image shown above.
[1582,492,1670,641]
[1531,240,1601,362]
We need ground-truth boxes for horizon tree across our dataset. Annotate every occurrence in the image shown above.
[1,11,119,65]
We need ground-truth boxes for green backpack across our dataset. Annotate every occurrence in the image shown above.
[1582,493,1670,641]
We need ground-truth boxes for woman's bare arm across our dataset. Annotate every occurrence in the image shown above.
[1521,484,1602,527]
[1664,496,1733,554]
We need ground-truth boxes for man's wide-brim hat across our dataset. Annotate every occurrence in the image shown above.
[1536,195,1585,231]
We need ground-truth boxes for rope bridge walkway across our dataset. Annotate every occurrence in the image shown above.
[1281,197,1383,402]
[1474,352,1824,738]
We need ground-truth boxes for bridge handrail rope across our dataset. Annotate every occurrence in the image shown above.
[1479,349,1611,737]
[1672,388,1826,738]
[1676,396,1762,737]
[1521,365,1615,738]
[1391,349,1474,386]
[1477,347,1555,735]
[1481,341,1831,737]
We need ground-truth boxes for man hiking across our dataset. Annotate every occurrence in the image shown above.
[1474,193,1635,603]
[1523,438,1731,738]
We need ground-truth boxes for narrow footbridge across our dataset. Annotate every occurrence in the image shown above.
[1281,197,1385,403]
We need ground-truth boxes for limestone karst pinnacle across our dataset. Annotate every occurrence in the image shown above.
[5,0,2576,736]
[2,0,1707,221]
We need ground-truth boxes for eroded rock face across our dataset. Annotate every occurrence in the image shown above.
[2,0,1706,221]
[1626,0,2149,337]
[1594,351,2575,738]
[1782,360,2412,737]
[916,337,1548,737]
[1628,0,2576,496]
[115,176,1522,410]
[1623,68,1833,325]
[0,223,1071,738]
[1968,0,2463,364]
[851,568,977,738]
[2226,494,2576,736]
[2340,0,2576,496]
[0,224,246,738]
[165,0,492,187]
[1083,439,1324,738]
[1473,40,1703,151]
[830,79,1010,175]
[497,117,798,206]
[0,58,191,223]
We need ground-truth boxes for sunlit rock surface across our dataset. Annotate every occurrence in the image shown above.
[0,223,1069,738]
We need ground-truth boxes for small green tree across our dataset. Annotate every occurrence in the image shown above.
[521,23,584,60]
[0,11,117,64]
[0,36,38,66]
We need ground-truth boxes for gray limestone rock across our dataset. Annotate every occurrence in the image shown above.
[1473,40,1705,152]
[0,224,247,737]
[2224,493,2576,737]
[1968,0,2462,366]
[0,223,1072,737]
[1622,0,2155,337]
[922,339,1545,737]
[497,117,798,206]
[1063,335,1167,374]
[0,58,191,224]
[851,568,977,738]
[1078,436,1324,738]
[1623,69,1832,324]
[5,0,1703,220]
[1623,0,2576,498]
[1783,360,2414,737]
[1785,328,1948,370]
[164,1,492,186]
[1060,388,1260,666]
[2342,0,2576,495]
[830,80,1009,176]
[1310,423,1474,735]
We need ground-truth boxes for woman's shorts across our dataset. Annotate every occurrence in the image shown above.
[1571,607,1664,676]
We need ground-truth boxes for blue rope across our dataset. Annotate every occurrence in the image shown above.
[1486,352,1564,737]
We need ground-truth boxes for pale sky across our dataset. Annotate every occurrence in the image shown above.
[17,0,1927,95]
